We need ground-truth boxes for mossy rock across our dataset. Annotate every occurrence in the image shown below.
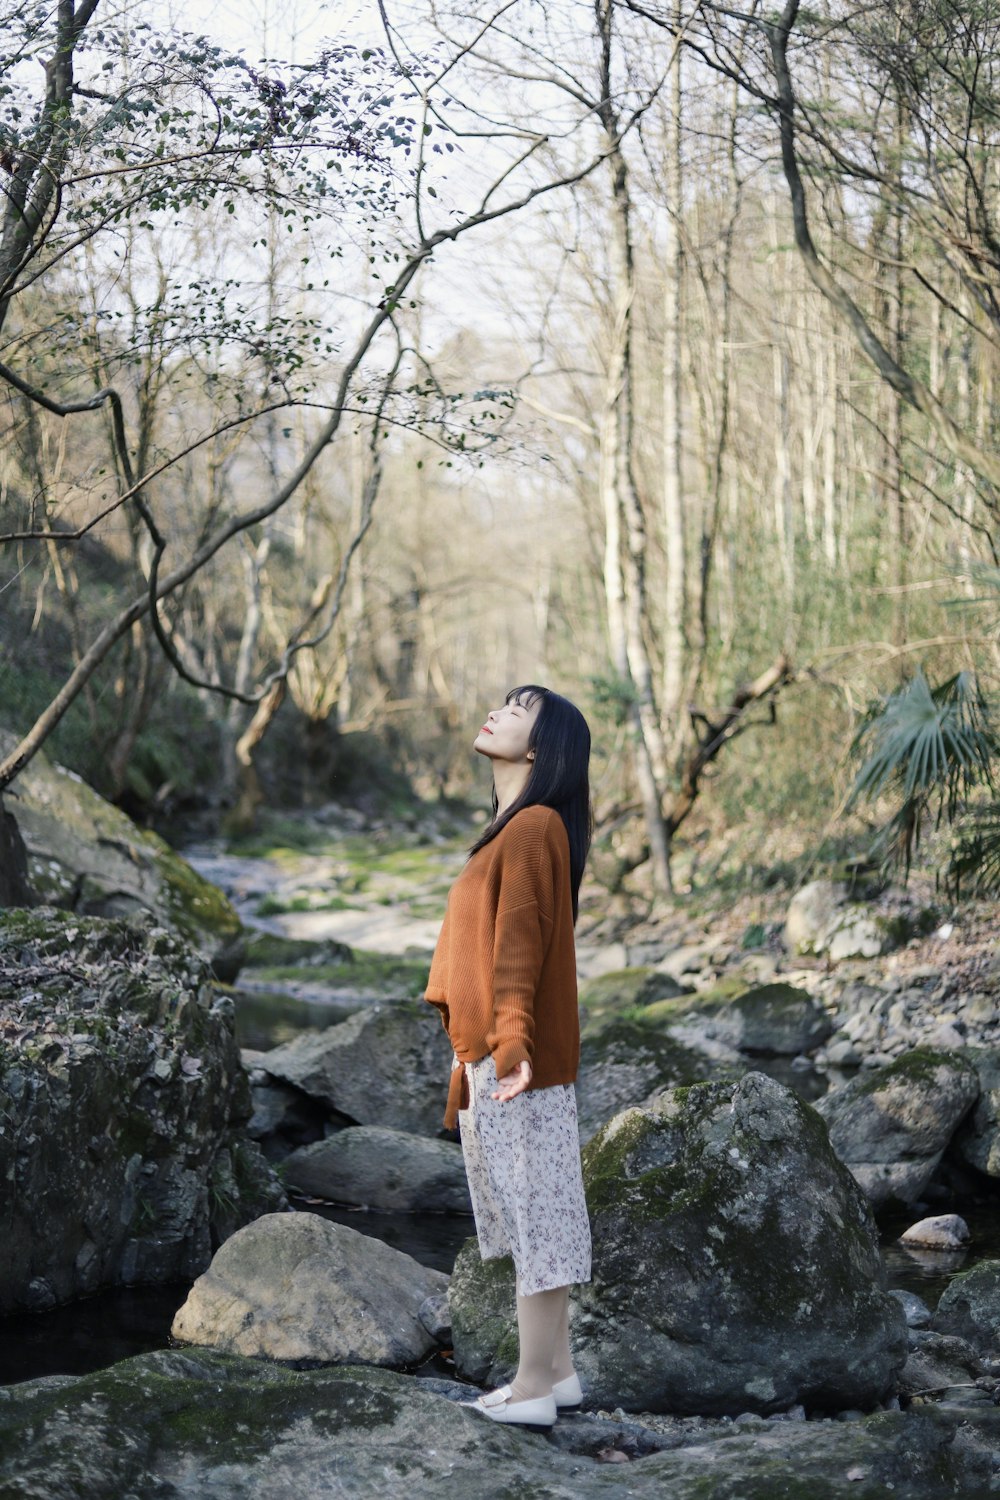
[0,910,285,1313]
[640,982,833,1057]
[578,966,691,1028]
[577,1015,741,1143]
[451,1072,907,1416]
[1,1346,987,1499]
[815,1048,981,1209]
[2,731,242,979]
[932,1258,1000,1352]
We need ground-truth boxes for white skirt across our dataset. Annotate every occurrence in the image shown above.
[455,1050,592,1296]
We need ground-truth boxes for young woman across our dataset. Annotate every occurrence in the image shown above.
[424,684,593,1430]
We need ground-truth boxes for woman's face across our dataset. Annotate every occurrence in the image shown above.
[474,693,542,764]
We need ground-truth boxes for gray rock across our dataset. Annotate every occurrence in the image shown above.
[0,910,285,1313]
[0,1348,992,1500]
[418,1290,452,1341]
[576,1016,737,1144]
[654,942,716,981]
[0,730,244,979]
[171,1211,448,1366]
[899,1329,985,1401]
[933,1259,1000,1353]
[577,966,691,1031]
[952,1047,1000,1178]
[826,916,886,962]
[899,1215,970,1251]
[258,1000,454,1134]
[889,1289,932,1328]
[785,883,939,963]
[784,880,852,955]
[650,982,834,1057]
[814,1048,980,1207]
[451,1073,907,1415]
[283,1125,471,1211]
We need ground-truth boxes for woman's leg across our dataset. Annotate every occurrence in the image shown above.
[510,1284,572,1402]
[550,1284,574,1383]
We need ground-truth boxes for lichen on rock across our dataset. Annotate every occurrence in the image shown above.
[0,909,286,1313]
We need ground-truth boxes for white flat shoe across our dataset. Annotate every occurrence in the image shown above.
[552,1372,583,1409]
[461,1383,556,1430]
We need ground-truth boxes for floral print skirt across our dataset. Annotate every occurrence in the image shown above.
[454,1050,592,1296]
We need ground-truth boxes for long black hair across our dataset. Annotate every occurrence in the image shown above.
[469,684,593,922]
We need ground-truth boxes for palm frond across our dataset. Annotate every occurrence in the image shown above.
[946,803,1000,897]
[847,669,999,881]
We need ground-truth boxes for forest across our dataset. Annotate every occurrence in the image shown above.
[1,0,997,902]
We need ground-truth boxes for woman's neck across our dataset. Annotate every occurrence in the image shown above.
[492,761,531,818]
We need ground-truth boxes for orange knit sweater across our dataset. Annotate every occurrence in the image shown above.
[424,804,580,1130]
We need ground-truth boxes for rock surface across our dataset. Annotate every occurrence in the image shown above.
[646,981,834,1057]
[952,1046,1000,1178]
[576,1016,738,1144]
[814,1048,980,1207]
[172,1211,448,1367]
[0,909,285,1313]
[282,1125,471,1211]
[784,881,935,962]
[451,1073,908,1416]
[0,1347,994,1500]
[932,1259,1000,1354]
[898,1215,970,1251]
[0,730,244,978]
[256,1000,454,1134]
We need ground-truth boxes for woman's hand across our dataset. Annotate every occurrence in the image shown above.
[491,1058,532,1102]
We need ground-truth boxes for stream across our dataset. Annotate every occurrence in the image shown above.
[4,837,999,1388]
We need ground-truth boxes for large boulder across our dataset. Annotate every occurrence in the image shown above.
[0,909,285,1313]
[0,730,244,979]
[644,982,834,1057]
[0,1348,993,1500]
[256,1001,454,1134]
[282,1125,471,1212]
[951,1047,1000,1178]
[932,1260,1000,1354]
[171,1211,448,1367]
[814,1048,981,1208]
[576,1016,740,1144]
[450,1072,908,1415]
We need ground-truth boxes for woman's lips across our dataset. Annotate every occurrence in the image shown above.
[481,725,493,734]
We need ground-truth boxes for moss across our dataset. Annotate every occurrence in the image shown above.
[639,976,751,1025]
[0,906,75,946]
[149,839,242,945]
[578,967,690,1026]
[246,951,429,997]
[849,1046,970,1098]
[243,931,353,966]
[580,1083,878,1329]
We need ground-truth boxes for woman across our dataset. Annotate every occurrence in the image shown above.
[423,683,593,1430]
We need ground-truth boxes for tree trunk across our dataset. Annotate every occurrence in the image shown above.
[661,6,687,743]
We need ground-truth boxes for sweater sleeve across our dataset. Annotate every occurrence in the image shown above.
[486,812,557,1078]
[423,909,451,1035]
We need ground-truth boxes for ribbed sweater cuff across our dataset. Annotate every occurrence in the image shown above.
[491,1038,532,1079]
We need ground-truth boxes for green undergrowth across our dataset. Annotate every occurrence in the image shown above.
[243,942,429,998]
